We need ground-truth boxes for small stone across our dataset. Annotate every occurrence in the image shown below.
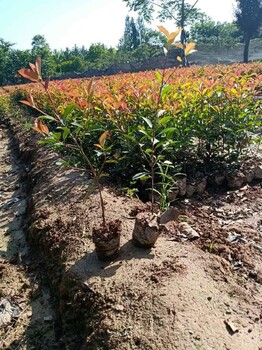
[253,165,262,179]
[176,175,187,196]
[186,182,196,197]
[226,171,245,189]
[114,304,124,312]
[159,207,180,225]
[214,175,225,186]
[177,222,200,240]
[224,320,239,334]
[44,315,53,322]
[196,178,207,194]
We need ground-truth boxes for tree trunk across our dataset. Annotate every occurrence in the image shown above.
[180,0,189,67]
[243,35,251,63]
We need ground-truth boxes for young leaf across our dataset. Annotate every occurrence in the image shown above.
[185,43,196,56]
[99,130,110,148]
[18,68,39,82]
[157,25,169,38]
[29,63,37,72]
[20,100,34,108]
[167,29,182,45]
[173,43,183,49]
[20,93,36,108]
[32,118,49,135]
[155,71,162,84]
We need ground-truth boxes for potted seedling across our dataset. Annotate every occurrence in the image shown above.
[18,57,121,260]
[130,26,196,248]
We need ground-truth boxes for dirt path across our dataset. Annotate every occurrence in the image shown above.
[0,122,59,349]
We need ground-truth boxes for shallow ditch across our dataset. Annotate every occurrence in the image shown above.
[0,119,61,349]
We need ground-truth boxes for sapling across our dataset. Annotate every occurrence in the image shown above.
[131,25,196,247]
[133,26,196,213]
[18,57,121,260]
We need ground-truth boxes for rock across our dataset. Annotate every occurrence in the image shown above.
[243,170,254,183]
[176,175,187,196]
[167,189,179,202]
[0,299,21,326]
[253,165,262,179]
[227,232,247,243]
[214,175,225,186]
[44,315,53,322]
[159,207,180,225]
[177,222,200,240]
[224,320,239,334]
[186,182,196,197]
[114,304,124,312]
[226,171,245,189]
[196,178,207,194]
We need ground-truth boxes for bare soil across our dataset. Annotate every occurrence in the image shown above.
[0,117,262,350]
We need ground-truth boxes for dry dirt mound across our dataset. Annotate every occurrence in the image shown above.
[1,117,262,349]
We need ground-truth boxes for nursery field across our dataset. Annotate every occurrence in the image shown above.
[0,61,262,349]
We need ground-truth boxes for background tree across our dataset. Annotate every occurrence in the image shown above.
[118,15,165,60]
[119,16,141,51]
[190,19,241,47]
[0,39,14,85]
[235,0,262,62]
[123,0,203,66]
[31,35,55,75]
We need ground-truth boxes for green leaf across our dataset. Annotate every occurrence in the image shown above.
[62,127,70,141]
[158,116,173,125]
[39,115,56,122]
[142,117,153,128]
[161,85,172,97]
[71,122,84,129]
[155,71,162,84]
[132,172,150,181]
[159,127,176,135]
[105,159,118,164]
[56,160,70,167]
[63,104,76,118]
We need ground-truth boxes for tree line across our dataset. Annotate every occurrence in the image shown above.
[0,0,261,86]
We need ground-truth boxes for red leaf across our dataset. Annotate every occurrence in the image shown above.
[20,93,36,109]
[20,100,33,107]
[29,63,37,72]
[32,118,49,135]
[18,68,39,82]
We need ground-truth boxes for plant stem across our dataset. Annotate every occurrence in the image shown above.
[43,81,106,227]
[72,136,106,227]
[150,54,169,213]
